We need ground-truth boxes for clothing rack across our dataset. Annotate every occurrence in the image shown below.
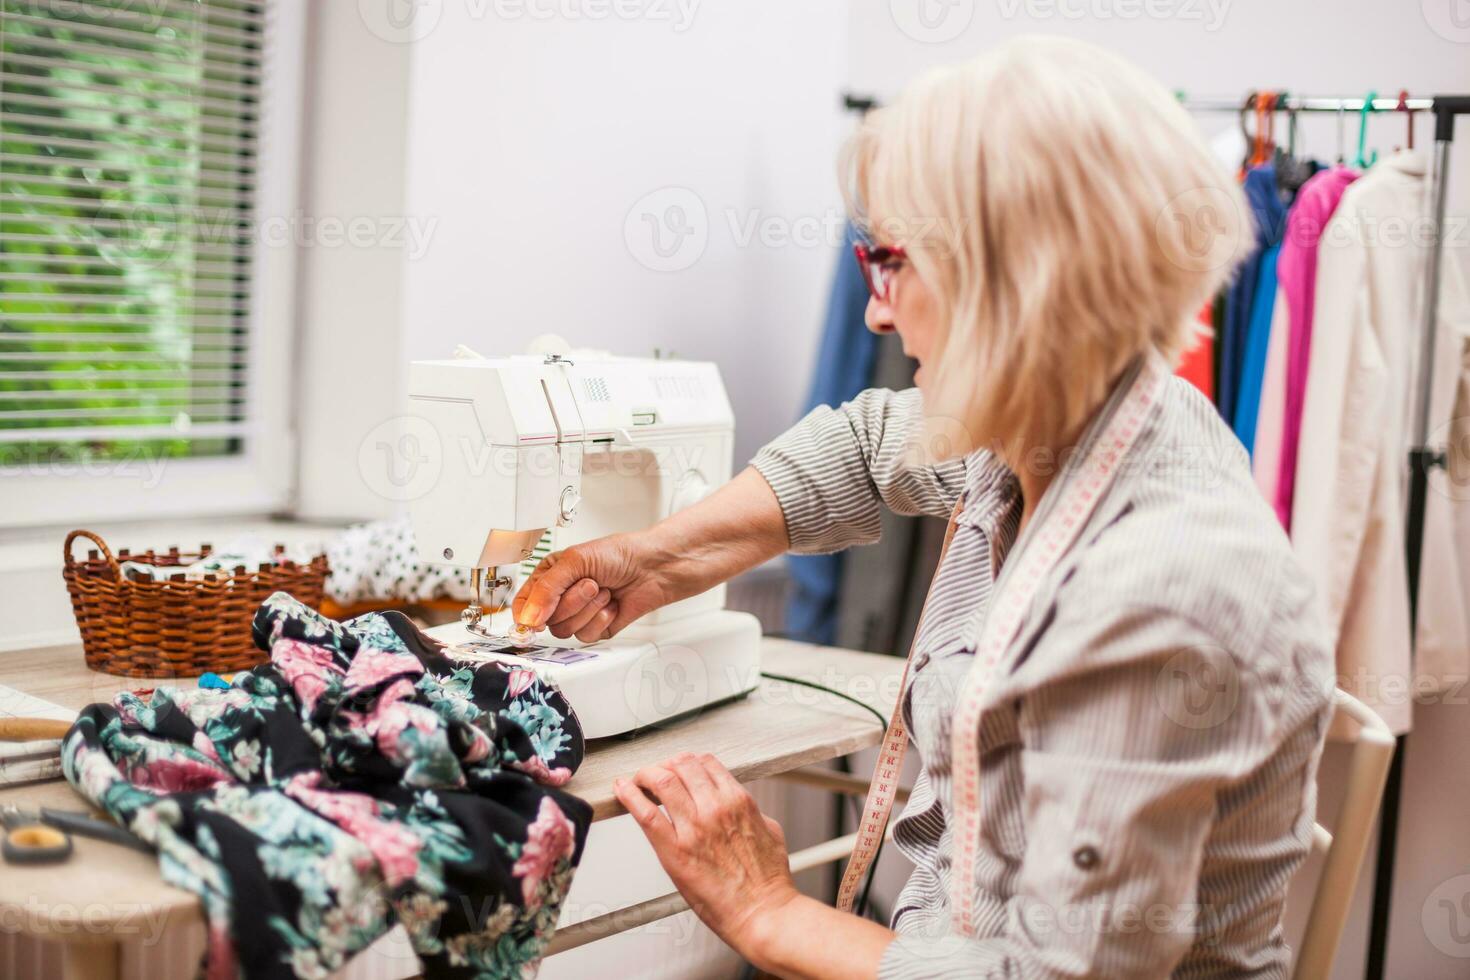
[844,89,1470,979]
[843,90,1444,115]
[1183,93,1467,980]
[1181,94,1436,113]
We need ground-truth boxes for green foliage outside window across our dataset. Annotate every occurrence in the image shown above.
[0,0,261,469]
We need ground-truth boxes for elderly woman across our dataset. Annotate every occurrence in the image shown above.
[513,36,1332,979]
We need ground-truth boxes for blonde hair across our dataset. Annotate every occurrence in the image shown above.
[844,35,1249,460]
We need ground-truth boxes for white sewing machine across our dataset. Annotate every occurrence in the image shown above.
[405,342,762,738]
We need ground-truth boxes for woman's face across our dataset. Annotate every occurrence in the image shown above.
[864,260,943,388]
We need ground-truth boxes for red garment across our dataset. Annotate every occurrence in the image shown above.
[1176,301,1214,398]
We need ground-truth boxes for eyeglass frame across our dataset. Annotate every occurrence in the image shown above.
[852,242,907,303]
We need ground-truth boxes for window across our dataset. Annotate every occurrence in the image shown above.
[0,0,303,526]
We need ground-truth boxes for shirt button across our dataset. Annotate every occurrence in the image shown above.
[1072,846,1100,870]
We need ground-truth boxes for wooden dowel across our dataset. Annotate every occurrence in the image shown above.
[770,767,910,803]
[0,718,73,741]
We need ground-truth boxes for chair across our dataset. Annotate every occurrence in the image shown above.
[1291,689,1397,980]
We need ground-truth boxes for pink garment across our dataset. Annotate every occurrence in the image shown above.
[1274,165,1359,529]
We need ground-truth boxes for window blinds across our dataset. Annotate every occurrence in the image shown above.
[0,0,264,467]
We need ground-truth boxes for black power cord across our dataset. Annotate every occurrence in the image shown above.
[758,671,891,923]
[759,671,887,729]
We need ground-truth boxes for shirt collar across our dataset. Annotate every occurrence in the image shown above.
[1378,148,1427,178]
[954,352,1159,537]
[959,452,1018,518]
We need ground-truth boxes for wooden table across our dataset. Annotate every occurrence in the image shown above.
[0,638,902,978]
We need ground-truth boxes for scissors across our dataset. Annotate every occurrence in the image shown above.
[0,804,151,865]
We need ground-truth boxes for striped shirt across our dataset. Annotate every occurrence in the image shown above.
[751,363,1334,978]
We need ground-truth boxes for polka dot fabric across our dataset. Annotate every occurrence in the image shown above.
[325,517,474,606]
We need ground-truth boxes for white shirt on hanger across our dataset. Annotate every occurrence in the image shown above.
[1293,149,1470,735]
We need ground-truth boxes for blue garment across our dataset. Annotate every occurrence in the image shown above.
[1232,243,1280,458]
[784,225,879,645]
[1219,165,1288,422]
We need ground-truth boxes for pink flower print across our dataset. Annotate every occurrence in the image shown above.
[294,675,330,716]
[505,667,537,700]
[273,638,343,714]
[513,797,575,908]
[130,755,233,793]
[373,703,415,759]
[273,637,340,676]
[113,696,146,728]
[369,679,443,764]
[284,773,422,887]
[191,731,223,764]
[345,648,423,694]
[205,921,238,980]
[510,754,573,787]
[461,726,492,764]
[366,822,422,887]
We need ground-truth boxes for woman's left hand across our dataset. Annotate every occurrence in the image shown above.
[614,752,798,955]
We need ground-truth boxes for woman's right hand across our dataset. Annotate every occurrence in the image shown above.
[510,468,791,643]
[510,533,675,642]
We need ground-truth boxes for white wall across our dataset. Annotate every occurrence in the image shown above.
[291,1,416,522]
[397,0,850,471]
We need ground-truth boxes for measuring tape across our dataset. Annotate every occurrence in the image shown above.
[836,357,1168,928]
[834,508,962,914]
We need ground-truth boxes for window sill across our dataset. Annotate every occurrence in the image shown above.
[0,516,346,655]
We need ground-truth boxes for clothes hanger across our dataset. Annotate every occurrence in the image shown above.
[1261,92,1278,162]
[1395,89,1415,152]
[1336,102,1347,165]
[1355,90,1378,168]
[1245,91,1275,169]
[1273,92,1314,201]
[1259,91,1277,167]
[1238,90,1256,144]
[1286,94,1298,157]
[1238,90,1259,175]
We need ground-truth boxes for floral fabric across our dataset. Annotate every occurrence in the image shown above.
[61,592,591,979]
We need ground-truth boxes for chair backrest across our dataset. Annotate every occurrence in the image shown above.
[1291,689,1396,980]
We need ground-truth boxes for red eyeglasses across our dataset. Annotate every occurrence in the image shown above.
[853,242,907,302]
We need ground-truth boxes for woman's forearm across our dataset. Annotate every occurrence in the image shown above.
[642,466,789,602]
[744,894,895,979]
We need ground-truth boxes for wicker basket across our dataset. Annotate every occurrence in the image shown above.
[63,529,330,678]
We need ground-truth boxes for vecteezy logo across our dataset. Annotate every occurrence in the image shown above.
[888,0,975,43]
[1156,185,1243,274]
[357,415,443,502]
[1424,874,1470,957]
[622,644,710,729]
[1423,0,1470,42]
[1155,648,1240,730]
[623,187,709,272]
[358,0,443,44]
[101,201,178,269]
